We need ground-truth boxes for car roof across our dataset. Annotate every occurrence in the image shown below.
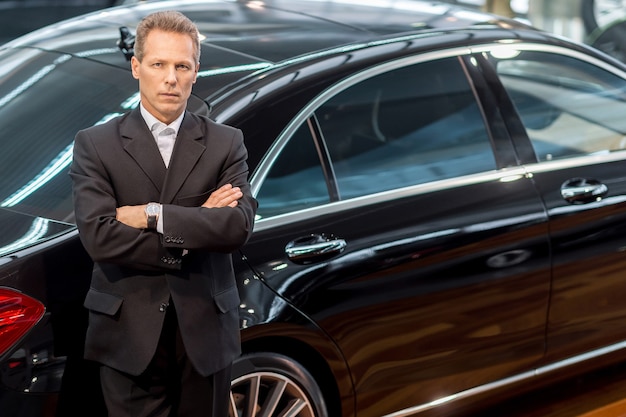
[2,0,532,64]
[0,0,542,104]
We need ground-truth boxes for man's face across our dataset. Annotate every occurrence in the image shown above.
[131,29,199,124]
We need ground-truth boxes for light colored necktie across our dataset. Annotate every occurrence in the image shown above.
[152,123,176,168]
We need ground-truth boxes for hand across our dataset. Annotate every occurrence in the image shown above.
[115,184,242,229]
[116,205,148,229]
[202,184,243,208]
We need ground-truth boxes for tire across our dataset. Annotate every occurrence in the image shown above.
[588,19,626,63]
[581,0,626,33]
[230,352,328,417]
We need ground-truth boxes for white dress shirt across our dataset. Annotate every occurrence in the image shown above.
[140,104,184,168]
[139,104,185,233]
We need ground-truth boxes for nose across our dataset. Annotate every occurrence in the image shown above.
[164,66,177,85]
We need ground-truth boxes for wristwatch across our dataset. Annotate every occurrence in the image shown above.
[145,202,160,230]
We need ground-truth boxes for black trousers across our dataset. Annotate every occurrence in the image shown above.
[99,305,231,417]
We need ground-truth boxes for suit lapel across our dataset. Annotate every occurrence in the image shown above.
[121,109,167,193]
[161,113,206,204]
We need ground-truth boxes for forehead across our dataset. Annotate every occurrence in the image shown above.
[143,29,196,60]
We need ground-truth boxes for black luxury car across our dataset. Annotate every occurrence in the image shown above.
[0,0,139,45]
[3,1,626,416]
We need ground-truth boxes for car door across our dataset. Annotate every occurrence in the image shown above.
[240,52,552,417]
[485,44,626,365]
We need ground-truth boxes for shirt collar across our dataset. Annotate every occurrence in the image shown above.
[140,103,185,136]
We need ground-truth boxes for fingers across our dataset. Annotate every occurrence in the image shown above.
[116,205,147,229]
[202,184,243,208]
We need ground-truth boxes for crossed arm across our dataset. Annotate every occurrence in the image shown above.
[115,183,243,229]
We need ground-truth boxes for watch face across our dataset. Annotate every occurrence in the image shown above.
[146,204,159,216]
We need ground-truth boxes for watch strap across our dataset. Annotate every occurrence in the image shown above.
[145,202,159,230]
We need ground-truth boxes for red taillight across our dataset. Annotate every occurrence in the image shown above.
[0,288,45,357]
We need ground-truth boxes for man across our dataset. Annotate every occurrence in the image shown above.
[70,10,257,417]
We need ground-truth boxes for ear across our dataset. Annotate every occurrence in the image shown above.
[193,62,199,84]
[131,56,140,80]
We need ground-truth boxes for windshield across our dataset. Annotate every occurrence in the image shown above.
[0,48,138,223]
[0,47,209,224]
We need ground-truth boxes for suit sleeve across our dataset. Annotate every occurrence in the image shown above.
[70,128,182,271]
[161,128,257,253]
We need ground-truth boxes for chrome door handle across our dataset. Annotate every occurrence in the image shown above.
[561,178,608,204]
[285,234,346,264]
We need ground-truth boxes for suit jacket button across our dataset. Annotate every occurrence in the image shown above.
[159,303,168,312]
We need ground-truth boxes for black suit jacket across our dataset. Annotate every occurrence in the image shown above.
[70,108,257,376]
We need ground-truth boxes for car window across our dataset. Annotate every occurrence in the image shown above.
[254,122,330,219]
[254,56,496,219]
[493,50,626,161]
[316,56,496,199]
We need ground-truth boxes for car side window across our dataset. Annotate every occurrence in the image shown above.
[493,50,626,161]
[255,122,330,219]
[315,56,496,199]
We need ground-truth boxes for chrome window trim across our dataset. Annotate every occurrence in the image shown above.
[253,167,527,232]
[523,149,626,174]
[250,45,474,197]
[382,338,626,417]
[250,47,470,226]
[477,41,626,173]
[251,40,626,230]
[470,42,626,77]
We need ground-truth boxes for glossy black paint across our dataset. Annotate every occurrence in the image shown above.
[3,1,626,417]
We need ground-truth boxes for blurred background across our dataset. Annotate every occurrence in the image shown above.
[478,0,626,63]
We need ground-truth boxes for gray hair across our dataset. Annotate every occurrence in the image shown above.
[134,10,200,63]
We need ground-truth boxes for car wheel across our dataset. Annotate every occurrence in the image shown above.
[230,352,328,417]
[587,19,626,63]
[581,0,626,33]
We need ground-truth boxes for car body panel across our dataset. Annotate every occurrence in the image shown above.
[241,169,551,417]
[531,157,626,360]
